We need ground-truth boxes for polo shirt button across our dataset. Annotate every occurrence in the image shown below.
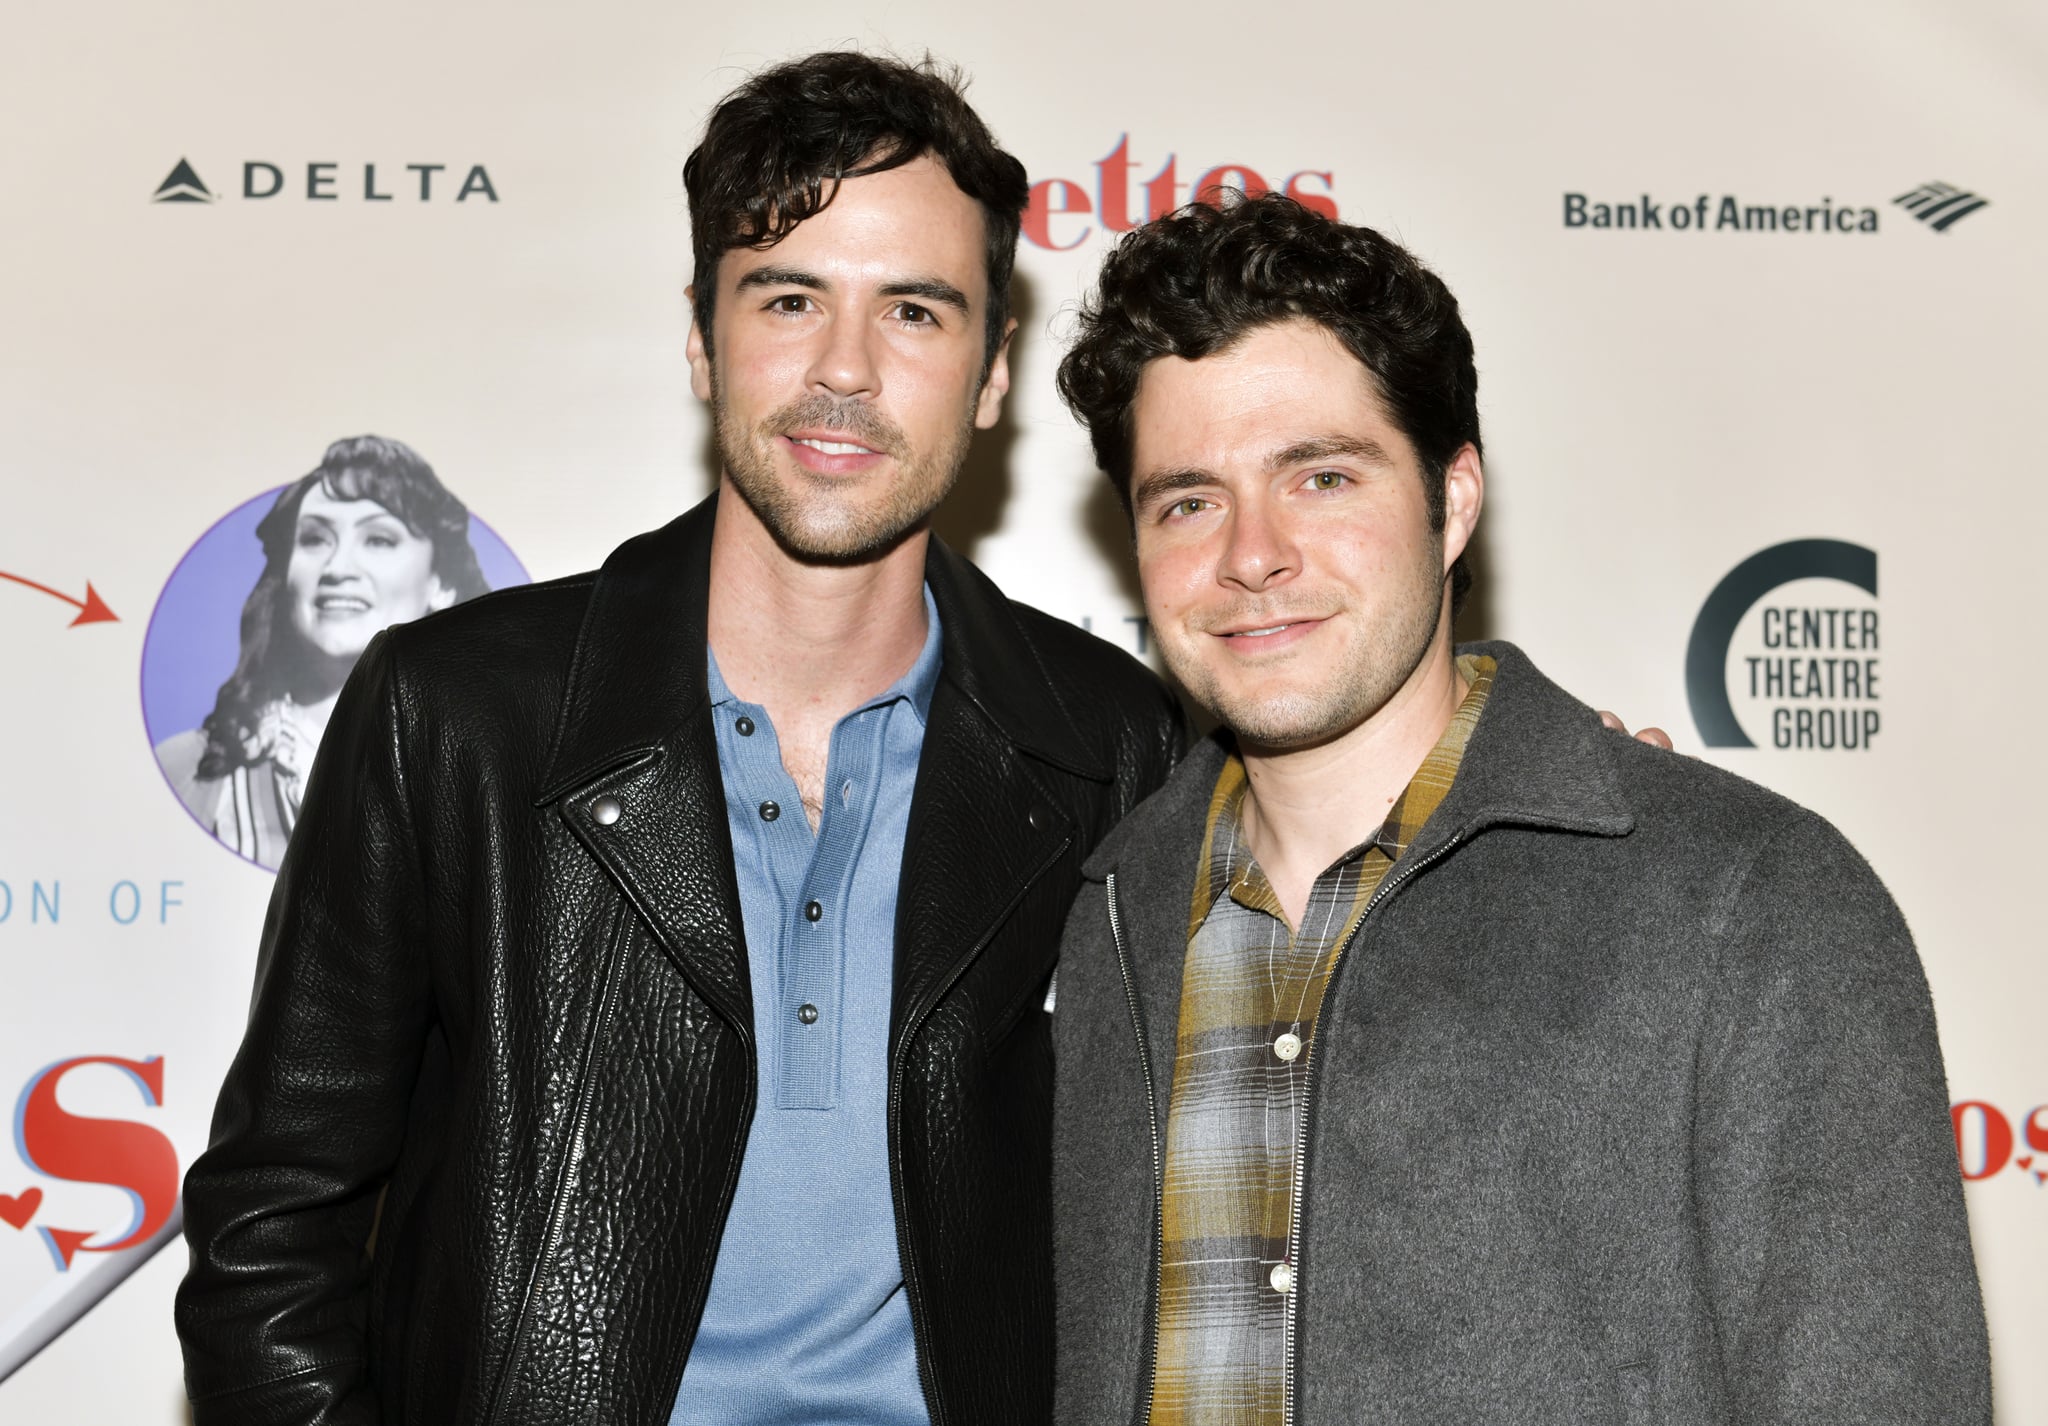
[759,801,780,823]
[805,900,823,922]
[1269,1262,1295,1294]
[1273,1032,1302,1062]
[797,1003,820,1025]
[735,716,756,737]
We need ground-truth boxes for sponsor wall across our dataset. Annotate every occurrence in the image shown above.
[1,0,2041,1418]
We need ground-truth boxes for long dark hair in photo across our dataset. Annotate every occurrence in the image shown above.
[194,435,489,779]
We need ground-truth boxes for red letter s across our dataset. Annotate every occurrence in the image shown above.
[14,1056,178,1269]
[1283,171,1338,219]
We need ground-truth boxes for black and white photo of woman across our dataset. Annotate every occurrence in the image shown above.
[153,435,491,869]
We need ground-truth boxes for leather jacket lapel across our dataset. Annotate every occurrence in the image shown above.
[538,496,753,1036]
[893,678,1073,1041]
[890,542,1108,1045]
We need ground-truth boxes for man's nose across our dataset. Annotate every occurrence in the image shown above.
[1216,498,1300,593]
[806,311,881,401]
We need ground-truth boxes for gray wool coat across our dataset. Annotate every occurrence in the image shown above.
[1052,642,1989,1425]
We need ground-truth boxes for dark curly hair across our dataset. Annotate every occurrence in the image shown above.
[195,435,490,780]
[1057,193,1480,614]
[684,51,1030,379]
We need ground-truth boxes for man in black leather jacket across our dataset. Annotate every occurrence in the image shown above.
[174,52,1182,1426]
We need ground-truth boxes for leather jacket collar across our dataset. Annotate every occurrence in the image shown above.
[539,492,1107,806]
[531,492,1113,1041]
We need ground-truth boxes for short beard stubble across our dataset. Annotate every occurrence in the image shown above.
[1167,535,1450,753]
[714,375,979,565]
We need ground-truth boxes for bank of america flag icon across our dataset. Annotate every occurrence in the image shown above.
[1892,181,1988,232]
[152,158,213,204]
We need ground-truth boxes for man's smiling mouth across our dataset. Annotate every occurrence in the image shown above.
[792,437,878,456]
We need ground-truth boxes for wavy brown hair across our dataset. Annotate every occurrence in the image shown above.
[1057,194,1481,615]
[683,51,1030,379]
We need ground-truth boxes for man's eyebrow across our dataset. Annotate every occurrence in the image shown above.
[729,267,970,317]
[1266,434,1396,471]
[1130,467,1213,511]
[878,278,971,315]
[1130,434,1397,510]
[733,265,829,294]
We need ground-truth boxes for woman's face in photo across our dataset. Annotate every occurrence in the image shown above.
[286,485,453,661]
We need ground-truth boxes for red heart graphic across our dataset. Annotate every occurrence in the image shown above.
[2036,1170,2047,1187]
[0,1187,43,1230]
[2019,1155,2036,1171]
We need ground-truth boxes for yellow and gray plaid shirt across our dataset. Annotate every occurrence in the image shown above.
[1148,655,1495,1426]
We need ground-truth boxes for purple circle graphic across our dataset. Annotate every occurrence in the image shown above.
[141,479,529,871]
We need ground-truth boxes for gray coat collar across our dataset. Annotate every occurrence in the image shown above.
[1076,641,1637,1123]
[1082,641,1637,884]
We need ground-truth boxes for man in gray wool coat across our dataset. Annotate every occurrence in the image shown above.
[1046,191,1990,1425]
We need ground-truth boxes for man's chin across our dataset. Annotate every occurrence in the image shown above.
[1201,685,1369,753]
[755,498,929,566]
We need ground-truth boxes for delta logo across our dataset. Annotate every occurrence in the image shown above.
[152,155,499,204]
[1023,134,1336,251]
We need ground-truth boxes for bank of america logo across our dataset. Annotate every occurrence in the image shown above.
[1892,181,1988,232]
[152,158,213,204]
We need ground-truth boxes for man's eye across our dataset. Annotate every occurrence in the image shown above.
[770,294,814,314]
[895,302,936,325]
[1166,497,1212,519]
[1307,470,1348,491]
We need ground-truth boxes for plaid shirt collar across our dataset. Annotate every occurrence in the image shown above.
[1192,653,1499,930]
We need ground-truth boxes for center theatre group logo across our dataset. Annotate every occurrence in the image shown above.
[1021,135,1336,251]
[1685,539,1880,751]
[1559,180,1989,234]
[151,155,499,204]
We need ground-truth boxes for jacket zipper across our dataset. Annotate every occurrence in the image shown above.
[887,832,1073,1426]
[484,903,634,1426]
[1105,872,1165,1426]
[1280,833,1464,1426]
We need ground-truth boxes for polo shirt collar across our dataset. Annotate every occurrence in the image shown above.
[705,584,943,731]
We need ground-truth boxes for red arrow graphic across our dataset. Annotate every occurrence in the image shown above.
[0,571,118,626]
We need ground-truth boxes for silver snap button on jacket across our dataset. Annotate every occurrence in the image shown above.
[590,795,622,827]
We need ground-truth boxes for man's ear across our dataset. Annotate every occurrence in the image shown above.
[685,284,713,402]
[973,318,1019,430]
[1440,443,1484,571]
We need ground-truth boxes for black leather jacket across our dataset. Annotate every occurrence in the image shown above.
[175,498,1183,1426]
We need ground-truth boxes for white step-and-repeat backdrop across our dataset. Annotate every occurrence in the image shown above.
[3,0,2041,1418]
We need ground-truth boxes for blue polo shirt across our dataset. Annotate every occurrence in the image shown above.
[669,590,942,1426]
